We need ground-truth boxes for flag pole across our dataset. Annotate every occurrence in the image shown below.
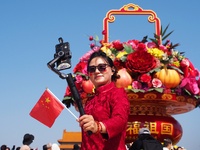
[47,88,78,120]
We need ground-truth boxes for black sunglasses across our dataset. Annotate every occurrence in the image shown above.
[88,64,110,73]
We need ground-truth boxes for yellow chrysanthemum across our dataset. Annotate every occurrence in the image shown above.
[116,51,128,59]
[101,45,112,56]
[147,48,164,59]
[172,61,180,67]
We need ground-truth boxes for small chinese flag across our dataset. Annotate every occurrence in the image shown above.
[30,88,64,128]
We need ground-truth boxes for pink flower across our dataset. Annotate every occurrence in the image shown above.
[152,78,162,88]
[75,75,83,84]
[80,46,100,62]
[132,81,142,89]
[146,42,157,48]
[180,77,199,94]
[127,40,139,50]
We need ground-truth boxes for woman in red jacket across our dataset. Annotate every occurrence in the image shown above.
[78,50,130,150]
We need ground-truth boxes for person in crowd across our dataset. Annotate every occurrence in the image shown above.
[176,146,185,150]
[72,144,80,150]
[126,143,133,150]
[163,138,173,150]
[20,133,34,150]
[43,143,52,150]
[78,50,130,150]
[51,144,60,150]
[1,145,7,150]
[0,145,10,150]
[129,128,163,150]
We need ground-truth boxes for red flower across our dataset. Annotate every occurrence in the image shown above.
[112,40,124,51]
[136,43,146,51]
[140,74,152,83]
[113,59,125,70]
[73,61,87,74]
[64,86,71,97]
[126,50,157,73]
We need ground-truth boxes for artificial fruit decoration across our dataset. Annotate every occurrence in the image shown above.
[115,68,133,88]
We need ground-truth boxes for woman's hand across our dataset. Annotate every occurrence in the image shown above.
[78,115,98,133]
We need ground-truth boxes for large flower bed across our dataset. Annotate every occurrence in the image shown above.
[62,25,200,108]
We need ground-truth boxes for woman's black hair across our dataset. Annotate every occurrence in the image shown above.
[87,50,119,81]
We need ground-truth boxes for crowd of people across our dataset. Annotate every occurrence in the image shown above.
[0,133,80,150]
[0,131,187,150]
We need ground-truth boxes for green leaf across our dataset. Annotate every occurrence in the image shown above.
[162,30,174,41]
[94,35,99,41]
[170,43,180,49]
[154,33,160,39]
[168,66,184,74]
[123,44,134,54]
[184,89,191,96]
[63,96,74,101]
[194,95,200,99]
[120,56,127,62]
[148,67,161,74]
[147,88,164,93]
[110,48,118,56]
[147,88,154,92]
[130,89,145,93]
[162,24,170,36]
[155,88,164,93]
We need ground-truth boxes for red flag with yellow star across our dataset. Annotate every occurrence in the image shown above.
[30,88,64,128]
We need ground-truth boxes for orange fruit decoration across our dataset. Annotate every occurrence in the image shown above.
[115,68,133,88]
[82,79,94,94]
[154,68,181,88]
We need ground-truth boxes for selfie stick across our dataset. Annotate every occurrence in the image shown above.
[47,52,92,135]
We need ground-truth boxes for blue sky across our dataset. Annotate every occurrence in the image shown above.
[0,0,200,149]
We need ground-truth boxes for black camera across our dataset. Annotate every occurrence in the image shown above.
[54,37,72,70]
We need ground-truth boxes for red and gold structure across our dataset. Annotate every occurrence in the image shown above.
[58,4,199,149]
[126,91,197,144]
[102,3,198,145]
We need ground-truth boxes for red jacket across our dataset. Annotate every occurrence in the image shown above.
[81,82,130,150]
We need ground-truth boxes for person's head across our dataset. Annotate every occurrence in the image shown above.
[1,145,7,150]
[43,143,52,150]
[163,138,172,148]
[22,133,34,145]
[138,128,151,139]
[16,147,20,150]
[177,147,183,150]
[73,144,80,150]
[138,128,151,135]
[87,50,119,88]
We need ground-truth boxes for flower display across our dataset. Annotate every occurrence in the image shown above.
[62,25,200,108]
